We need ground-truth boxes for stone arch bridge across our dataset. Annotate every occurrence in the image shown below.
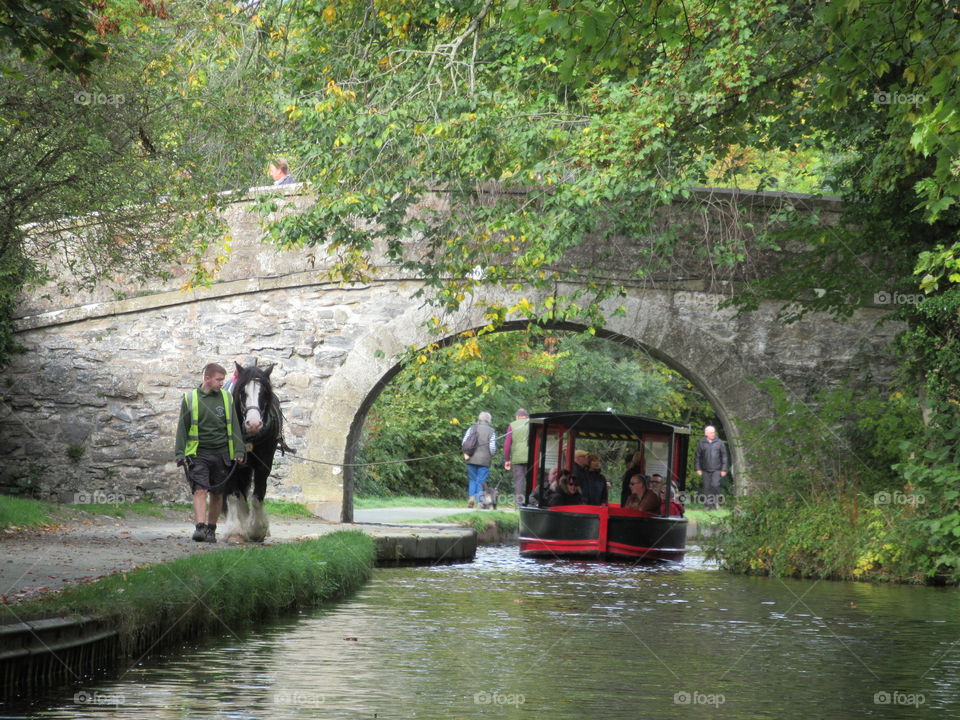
[1,187,899,521]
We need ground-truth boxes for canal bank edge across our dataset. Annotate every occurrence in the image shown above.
[0,525,472,702]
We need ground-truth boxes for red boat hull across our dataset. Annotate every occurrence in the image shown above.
[519,505,687,561]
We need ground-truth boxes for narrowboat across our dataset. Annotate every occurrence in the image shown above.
[519,411,690,561]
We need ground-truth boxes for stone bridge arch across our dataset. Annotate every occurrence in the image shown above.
[1,188,900,520]
[295,281,886,521]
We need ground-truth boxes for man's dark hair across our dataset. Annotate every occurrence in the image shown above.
[203,362,226,377]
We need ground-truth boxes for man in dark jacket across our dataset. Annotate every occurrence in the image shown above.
[571,449,591,499]
[694,425,728,510]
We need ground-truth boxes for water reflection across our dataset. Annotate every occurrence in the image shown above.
[9,545,960,719]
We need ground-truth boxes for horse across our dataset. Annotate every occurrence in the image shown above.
[222,362,288,542]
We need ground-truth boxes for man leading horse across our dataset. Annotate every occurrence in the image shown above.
[174,362,246,543]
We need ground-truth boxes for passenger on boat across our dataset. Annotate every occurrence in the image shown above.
[572,448,591,488]
[620,450,644,505]
[547,470,582,506]
[623,474,661,513]
[580,453,609,505]
[529,467,561,507]
[651,473,684,516]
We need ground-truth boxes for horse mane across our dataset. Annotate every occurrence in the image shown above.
[235,362,273,389]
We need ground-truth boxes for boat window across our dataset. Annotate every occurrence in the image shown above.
[543,432,562,476]
[643,436,670,478]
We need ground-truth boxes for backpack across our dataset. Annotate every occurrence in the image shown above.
[461,426,479,456]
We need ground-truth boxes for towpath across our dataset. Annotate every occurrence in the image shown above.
[0,506,473,606]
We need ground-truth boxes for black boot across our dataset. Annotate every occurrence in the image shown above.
[204,523,218,543]
[192,523,206,542]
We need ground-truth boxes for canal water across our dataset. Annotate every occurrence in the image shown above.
[9,545,960,719]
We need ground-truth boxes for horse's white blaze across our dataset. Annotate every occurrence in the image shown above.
[242,378,263,432]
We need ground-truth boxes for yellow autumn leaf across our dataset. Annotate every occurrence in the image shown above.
[323,3,336,23]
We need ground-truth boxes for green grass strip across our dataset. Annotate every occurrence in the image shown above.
[427,510,519,536]
[1,531,376,656]
[263,499,314,517]
[354,495,465,509]
[685,508,731,523]
[0,496,60,529]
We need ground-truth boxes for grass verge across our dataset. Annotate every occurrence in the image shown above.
[264,499,313,517]
[1,531,377,654]
[72,501,169,518]
[422,510,519,536]
[685,508,730,523]
[0,496,312,529]
[0,496,61,529]
[355,495,464,509]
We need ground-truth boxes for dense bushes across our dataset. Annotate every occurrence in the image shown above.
[702,377,960,583]
[710,491,917,581]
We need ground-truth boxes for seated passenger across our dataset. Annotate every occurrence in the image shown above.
[529,467,562,507]
[650,473,684,516]
[621,450,644,505]
[547,470,582,506]
[623,474,661,513]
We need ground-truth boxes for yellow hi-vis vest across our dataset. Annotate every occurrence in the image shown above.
[184,389,235,459]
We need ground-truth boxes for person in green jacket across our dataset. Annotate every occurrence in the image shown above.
[503,408,530,507]
[175,363,245,543]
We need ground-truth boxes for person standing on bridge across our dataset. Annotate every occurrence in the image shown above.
[268,158,295,186]
[175,363,245,542]
[461,411,496,509]
[694,425,728,511]
[503,408,530,507]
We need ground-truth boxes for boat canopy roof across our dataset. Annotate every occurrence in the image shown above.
[528,411,691,441]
